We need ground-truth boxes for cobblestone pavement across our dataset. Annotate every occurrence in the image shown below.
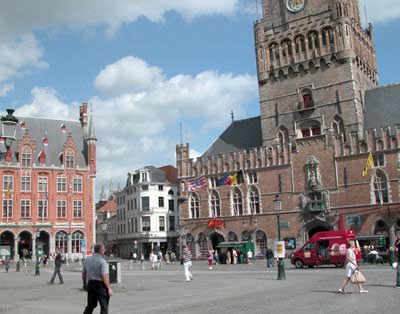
[0,261,398,314]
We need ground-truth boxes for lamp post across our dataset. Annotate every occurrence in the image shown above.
[16,236,20,272]
[273,195,286,280]
[35,229,40,276]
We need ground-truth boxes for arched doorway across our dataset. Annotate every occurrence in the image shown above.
[255,230,267,257]
[306,221,332,239]
[198,233,208,258]
[0,231,15,258]
[37,231,50,256]
[18,231,32,258]
[209,232,225,250]
[55,231,68,254]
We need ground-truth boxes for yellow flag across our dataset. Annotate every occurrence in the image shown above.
[230,173,238,185]
[362,152,375,176]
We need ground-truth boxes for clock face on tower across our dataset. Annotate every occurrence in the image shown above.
[286,0,306,13]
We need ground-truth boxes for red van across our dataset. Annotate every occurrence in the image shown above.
[291,230,361,268]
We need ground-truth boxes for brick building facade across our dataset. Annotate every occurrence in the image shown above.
[0,103,96,260]
[176,0,400,259]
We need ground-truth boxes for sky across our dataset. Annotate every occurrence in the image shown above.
[0,0,399,196]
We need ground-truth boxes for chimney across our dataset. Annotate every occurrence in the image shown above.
[80,103,88,127]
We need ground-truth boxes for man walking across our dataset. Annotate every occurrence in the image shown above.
[82,243,112,314]
[265,247,274,268]
[182,245,193,282]
[49,249,64,284]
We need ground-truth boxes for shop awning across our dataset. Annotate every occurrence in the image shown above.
[216,241,248,248]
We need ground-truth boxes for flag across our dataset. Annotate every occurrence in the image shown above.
[227,170,244,185]
[362,152,374,176]
[187,176,207,191]
[397,157,400,171]
[216,173,229,186]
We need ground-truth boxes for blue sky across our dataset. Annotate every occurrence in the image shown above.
[0,0,399,194]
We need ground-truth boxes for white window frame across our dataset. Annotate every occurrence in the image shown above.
[73,200,83,218]
[20,199,31,218]
[57,175,67,192]
[38,176,48,193]
[57,200,67,218]
[21,176,31,192]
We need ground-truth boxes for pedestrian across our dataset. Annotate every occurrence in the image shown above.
[182,245,193,282]
[133,252,137,263]
[150,251,156,269]
[214,250,219,265]
[4,256,10,273]
[395,236,400,288]
[158,251,163,269]
[265,247,274,268]
[208,250,214,270]
[49,249,64,284]
[140,253,144,264]
[226,250,232,265]
[165,251,170,264]
[338,240,368,294]
[232,249,238,265]
[170,251,176,263]
[82,243,112,314]
[247,249,253,264]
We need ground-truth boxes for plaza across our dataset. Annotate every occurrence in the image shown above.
[0,261,398,314]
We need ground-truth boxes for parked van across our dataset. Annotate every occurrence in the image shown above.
[291,230,361,268]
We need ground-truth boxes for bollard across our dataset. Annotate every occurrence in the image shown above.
[16,260,20,272]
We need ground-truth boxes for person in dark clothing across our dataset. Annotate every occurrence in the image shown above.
[50,249,64,284]
[395,236,400,288]
[265,248,274,268]
[83,243,112,314]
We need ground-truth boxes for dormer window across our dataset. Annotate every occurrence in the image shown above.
[65,151,74,169]
[38,151,46,165]
[21,146,32,167]
[302,89,314,109]
[141,172,148,182]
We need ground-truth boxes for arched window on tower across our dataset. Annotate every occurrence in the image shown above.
[210,190,221,217]
[302,89,314,109]
[249,185,261,214]
[308,31,320,50]
[332,116,345,135]
[372,170,389,204]
[232,188,243,216]
[189,193,200,218]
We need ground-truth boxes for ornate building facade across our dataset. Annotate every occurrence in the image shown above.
[0,103,96,260]
[176,0,400,258]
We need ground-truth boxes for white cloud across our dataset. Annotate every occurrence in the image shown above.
[0,33,47,97]
[15,56,257,192]
[0,0,240,40]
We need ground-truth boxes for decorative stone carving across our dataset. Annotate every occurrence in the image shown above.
[306,156,322,190]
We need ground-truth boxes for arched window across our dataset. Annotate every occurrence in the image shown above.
[332,116,345,135]
[55,231,68,253]
[210,190,221,217]
[372,170,389,204]
[65,150,74,169]
[256,230,267,256]
[278,126,289,147]
[295,35,306,54]
[302,89,314,109]
[21,146,32,167]
[249,186,261,214]
[189,193,200,219]
[308,31,319,50]
[232,188,243,216]
[71,231,84,253]
[299,120,321,138]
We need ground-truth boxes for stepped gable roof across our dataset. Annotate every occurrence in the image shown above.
[202,116,262,157]
[0,117,87,167]
[364,83,400,135]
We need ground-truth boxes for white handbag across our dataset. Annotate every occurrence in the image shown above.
[392,262,398,269]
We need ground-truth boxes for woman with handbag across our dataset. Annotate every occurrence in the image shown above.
[338,240,368,294]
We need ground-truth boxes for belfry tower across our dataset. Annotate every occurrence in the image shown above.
[254,0,378,146]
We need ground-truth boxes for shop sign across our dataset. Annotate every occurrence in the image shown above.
[274,241,285,258]
[207,219,224,229]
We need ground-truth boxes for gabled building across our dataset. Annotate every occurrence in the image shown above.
[176,0,400,259]
[0,103,96,260]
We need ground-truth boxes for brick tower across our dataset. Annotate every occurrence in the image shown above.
[254,0,378,146]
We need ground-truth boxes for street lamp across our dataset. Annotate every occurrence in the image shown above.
[1,109,19,160]
[35,229,41,276]
[273,195,286,280]
[16,236,20,272]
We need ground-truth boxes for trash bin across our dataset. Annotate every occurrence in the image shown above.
[108,261,121,284]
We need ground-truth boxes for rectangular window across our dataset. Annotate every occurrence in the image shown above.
[3,175,13,191]
[38,200,48,218]
[73,176,82,192]
[248,172,258,184]
[134,198,137,209]
[373,153,385,167]
[38,176,48,193]
[169,216,175,231]
[168,199,174,212]
[142,197,150,211]
[141,172,148,182]
[134,218,138,233]
[57,176,67,192]
[73,200,82,218]
[2,199,13,219]
[159,216,165,231]
[66,154,74,169]
[20,200,31,218]
[21,176,31,192]
[158,197,164,208]
[21,153,31,167]
[158,185,164,191]
[57,200,67,218]
[142,216,151,232]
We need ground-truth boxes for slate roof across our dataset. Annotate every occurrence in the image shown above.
[0,117,87,167]
[126,165,178,187]
[364,83,400,135]
[202,116,262,157]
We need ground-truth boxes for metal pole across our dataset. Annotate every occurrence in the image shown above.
[277,213,286,280]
